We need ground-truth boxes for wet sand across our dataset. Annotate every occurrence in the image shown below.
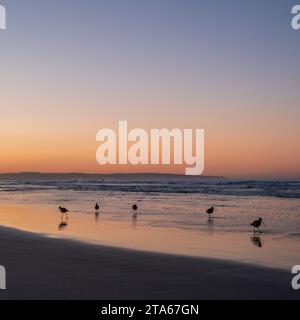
[1,203,299,270]
[0,225,298,300]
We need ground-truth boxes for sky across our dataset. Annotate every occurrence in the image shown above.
[0,0,299,178]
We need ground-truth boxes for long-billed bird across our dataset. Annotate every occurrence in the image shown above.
[250,217,264,233]
[59,206,69,215]
[95,203,99,210]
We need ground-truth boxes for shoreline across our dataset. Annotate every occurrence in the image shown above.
[0,225,298,300]
[1,201,300,271]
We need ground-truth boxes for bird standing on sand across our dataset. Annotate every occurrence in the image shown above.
[132,204,138,211]
[206,207,214,216]
[95,203,99,210]
[59,206,69,216]
[250,217,264,233]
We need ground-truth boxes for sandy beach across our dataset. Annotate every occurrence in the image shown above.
[1,0,300,306]
[0,225,298,300]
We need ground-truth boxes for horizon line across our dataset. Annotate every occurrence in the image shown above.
[0,171,299,180]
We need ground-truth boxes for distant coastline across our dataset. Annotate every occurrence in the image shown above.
[0,172,226,181]
[0,172,299,181]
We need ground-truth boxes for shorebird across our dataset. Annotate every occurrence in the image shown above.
[132,204,138,211]
[250,217,264,233]
[206,207,214,216]
[59,206,69,215]
[95,203,99,210]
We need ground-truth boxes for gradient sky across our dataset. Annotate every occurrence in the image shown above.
[0,0,299,178]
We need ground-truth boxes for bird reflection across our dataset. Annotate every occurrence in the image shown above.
[206,216,214,233]
[207,215,214,223]
[132,213,138,229]
[58,215,69,231]
[95,210,100,222]
[251,235,263,248]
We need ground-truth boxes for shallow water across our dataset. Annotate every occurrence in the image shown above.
[0,177,299,270]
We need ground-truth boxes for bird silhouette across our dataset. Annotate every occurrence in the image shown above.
[250,217,264,233]
[59,206,69,215]
[95,203,99,210]
[206,207,214,215]
[132,204,138,211]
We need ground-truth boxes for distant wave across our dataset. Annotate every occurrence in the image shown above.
[0,178,299,199]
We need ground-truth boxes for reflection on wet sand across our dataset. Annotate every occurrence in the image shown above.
[251,235,263,248]
[58,216,69,231]
[132,213,138,229]
[0,203,299,269]
[206,216,214,234]
[95,211,100,222]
